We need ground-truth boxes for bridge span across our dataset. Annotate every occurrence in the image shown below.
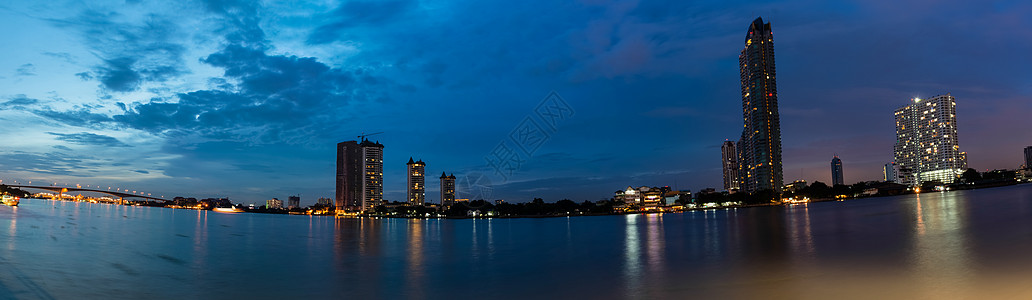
[7,185,168,202]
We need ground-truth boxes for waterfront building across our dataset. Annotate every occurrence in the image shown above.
[336,139,384,211]
[831,156,844,186]
[784,180,807,193]
[893,94,967,185]
[407,158,426,205]
[883,162,899,182]
[267,198,283,209]
[317,197,332,206]
[440,172,456,207]
[287,195,300,209]
[738,17,784,193]
[721,140,740,191]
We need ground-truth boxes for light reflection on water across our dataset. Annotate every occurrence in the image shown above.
[3,185,1032,299]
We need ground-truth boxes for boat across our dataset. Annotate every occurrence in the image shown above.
[2,195,20,206]
[211,207,241,214]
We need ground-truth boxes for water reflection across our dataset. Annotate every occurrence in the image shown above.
[622,214,667,299]
[406,219,425,299]
[910,192,972,297]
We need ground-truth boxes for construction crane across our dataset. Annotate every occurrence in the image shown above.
[358,132,384,140]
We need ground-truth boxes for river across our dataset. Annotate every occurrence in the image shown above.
[3,184,1032,299]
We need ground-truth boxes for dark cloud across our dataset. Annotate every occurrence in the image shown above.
[0,151,94,176]
[32,107,113,128]
[307,0,416,44]
[52,145,72,151]
[16,63,36,76]
[3,95,39,107]
[48,132,130,147]
[111,44,383,143]
[49,9,188,92]
[201,0,266,46]
[133,170,149,174]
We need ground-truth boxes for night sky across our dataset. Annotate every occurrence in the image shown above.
[0,0,1029,205]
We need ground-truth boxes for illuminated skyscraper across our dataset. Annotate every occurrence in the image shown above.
[893,94,967,185]
[721,140,740,191]
[336,139,384,211]
[831,156,844,186]
[738,17,784,193]
[440,172,456,207]
[407,158,426,205]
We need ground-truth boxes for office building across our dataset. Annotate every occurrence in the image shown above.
[407,158,426,205]
[440,172,456,207]
[831,156,844,186]
[336,139,384,211]
[738,17,784,193]
[893,94,967,185]
[317,197,332,206]
[721,140,740,191]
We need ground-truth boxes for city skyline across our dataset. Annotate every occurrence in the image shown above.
[1,1,1031,205]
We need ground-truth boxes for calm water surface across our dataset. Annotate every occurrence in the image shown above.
[3,184,1032,299]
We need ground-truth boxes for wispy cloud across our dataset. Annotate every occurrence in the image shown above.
[48,132,130,147]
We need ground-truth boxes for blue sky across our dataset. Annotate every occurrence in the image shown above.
[0,0,1030,205]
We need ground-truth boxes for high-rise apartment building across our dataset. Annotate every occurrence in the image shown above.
[440,172,456,207]
[721,140,740,191]
[287,195,300,209]
[893,94,967,185]
[831,156,844,186]
[738,17,784,193]
[336,139,384,211]
[407,158,425,205]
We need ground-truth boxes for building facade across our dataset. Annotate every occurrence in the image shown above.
[287,195,300,209]
[831,156,844,186]
[336,139,384,211]
[738,17,784,193]
[893,94,967,185]
[266,198,283,209]
[440,172,456,207]
[883,162,899,182]
[407,158,426,205]
[1025,146,1032,170]
[721,140,740,191]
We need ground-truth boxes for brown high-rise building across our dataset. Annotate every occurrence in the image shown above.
[336,139,384,211]
[407,158,426,205]
[440,172,456,207]
[738,17,784,193]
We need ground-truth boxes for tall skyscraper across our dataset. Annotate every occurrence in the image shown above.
[1024,146,1032,170]
[407,158,426,205]
[831,156,844,186]
[738,17,784,193]
[721,140,740,191]
[336,139,384,211]
[883,162,898,182]
[440,172,456,207]
[893,94,967,185]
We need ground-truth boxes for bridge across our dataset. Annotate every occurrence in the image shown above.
[7,185,168,202]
